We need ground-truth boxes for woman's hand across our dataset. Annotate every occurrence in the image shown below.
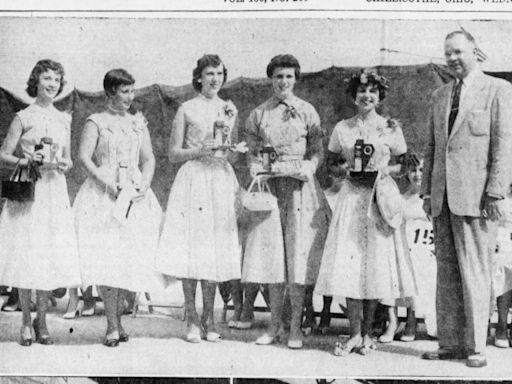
[106,182,120,200]
[56,158,72,174]
[299,160,317,179]
[198,139,217,157]
[332,162,350,178]
[131,182,149,203]
[249,162,264,178]
[30,150,45,165]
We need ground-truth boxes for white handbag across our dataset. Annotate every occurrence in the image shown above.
[242,175,278,212]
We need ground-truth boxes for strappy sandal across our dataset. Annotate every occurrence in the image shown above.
[357,337,376,356]
[333,336,363,357]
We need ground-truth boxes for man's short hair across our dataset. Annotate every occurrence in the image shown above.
[445,30,476,46]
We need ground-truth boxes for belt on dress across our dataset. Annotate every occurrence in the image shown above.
[276,155,303,162]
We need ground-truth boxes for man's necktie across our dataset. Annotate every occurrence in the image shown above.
[447,80,462,136]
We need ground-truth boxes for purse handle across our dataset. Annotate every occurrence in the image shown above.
[247,175,272,194]
[9,160,23,182]
[9,159,41,182]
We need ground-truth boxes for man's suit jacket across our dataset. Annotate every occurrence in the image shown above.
[421,70,512,218]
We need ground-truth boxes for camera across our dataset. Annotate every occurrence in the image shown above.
[261,144,277,171]
[353,139,374,172]
[34,137,59,165]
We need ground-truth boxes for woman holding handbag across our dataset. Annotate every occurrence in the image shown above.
[242,54,331,349]
[156,54,241,343]
[0,59,81,346]
[73,68,163,347]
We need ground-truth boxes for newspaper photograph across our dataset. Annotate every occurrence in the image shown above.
[1,1,512,381]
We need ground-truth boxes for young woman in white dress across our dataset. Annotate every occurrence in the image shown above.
[74,68,162,347]
[156,55,241,343]
[0,59,81,346]
[315,71,416,356]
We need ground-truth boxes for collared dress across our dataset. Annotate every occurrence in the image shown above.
[73,111,163,292]
[156,95,241,282]
[315,114,417,300]
[0,104,81,290]
[243,95,331,285]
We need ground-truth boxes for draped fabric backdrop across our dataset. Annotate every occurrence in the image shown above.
[1,63,509,205]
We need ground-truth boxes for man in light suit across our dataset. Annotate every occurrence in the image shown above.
[421,30,512,368]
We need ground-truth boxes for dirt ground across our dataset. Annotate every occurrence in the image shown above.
[1,293,512,380]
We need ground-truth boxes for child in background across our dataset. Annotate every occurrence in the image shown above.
[492,185,512,348]
[379,152,437,342]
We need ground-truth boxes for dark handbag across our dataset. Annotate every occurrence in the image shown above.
[1,161,40,202]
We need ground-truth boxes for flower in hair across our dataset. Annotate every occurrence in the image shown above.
[347,69,389,89]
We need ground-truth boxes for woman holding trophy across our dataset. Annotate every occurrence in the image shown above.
[0,59,81,346]
[315,70,416,356]
[74,68,162,347]
[242,54,331,349]
[156,54,241,343]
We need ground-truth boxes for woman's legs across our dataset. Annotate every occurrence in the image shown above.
[361,299,378,353]
[302,285,315,336]
[117,289,128,340]
[256,283,285,344]
[334,298,363,356]
[63,288,80,318]
[82,286,96,315]
[495,290,512,347]
[33,290,53,344]
[378,305,398,343]
[401,307,417,341]
[319,295,333,333]
[18,288,32,345]
[288,283,306,348]
[228,279,243,326]
[98,285,120,346]
[238,283,259,326]
[182,279,202,342]
[200,280,219,340]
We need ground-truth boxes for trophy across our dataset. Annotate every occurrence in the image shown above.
[213,120,230,147]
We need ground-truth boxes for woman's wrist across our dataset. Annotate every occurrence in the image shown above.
[16,157,33,168]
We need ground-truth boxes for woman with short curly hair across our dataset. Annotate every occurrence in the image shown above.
[0,59,80,346]
[242,54,331,349]
[315,70,416,356]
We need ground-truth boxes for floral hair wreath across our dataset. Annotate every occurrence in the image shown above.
[346,69,390,89]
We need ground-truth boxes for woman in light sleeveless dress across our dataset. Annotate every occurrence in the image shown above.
[0,59,81,346]
[74,69,162,347]
[156,55,241,343]
[315,70,416,356]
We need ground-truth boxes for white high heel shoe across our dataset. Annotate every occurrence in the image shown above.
[63,301,84,320]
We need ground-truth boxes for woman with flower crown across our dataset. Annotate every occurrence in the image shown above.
[74,68,163,347]
[315,70,416,356]
[156,54,241,343]
[242,54,331,349]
